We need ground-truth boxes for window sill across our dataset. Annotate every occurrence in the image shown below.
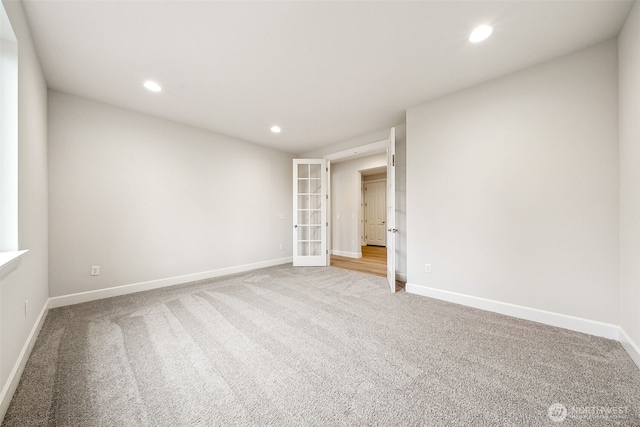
[0,250,29,270]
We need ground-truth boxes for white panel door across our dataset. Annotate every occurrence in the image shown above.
[293,159,327,267]
[364,180,386,246]
[386,128,397,292]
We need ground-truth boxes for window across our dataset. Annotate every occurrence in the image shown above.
[0,3,20,265]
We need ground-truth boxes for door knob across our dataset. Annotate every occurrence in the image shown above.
[294,225,298,228]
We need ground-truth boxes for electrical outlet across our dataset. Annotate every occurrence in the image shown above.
[91,266,100,276]
[279,244,283,250]
[24,299,28,318]
[425,264,431,273]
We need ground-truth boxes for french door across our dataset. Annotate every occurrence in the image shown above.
[293,159,328,266]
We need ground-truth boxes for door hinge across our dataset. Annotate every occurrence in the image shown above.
[392,154,395,167]
[326,222,328,226]
[326,194,328,199]
[326,249,329,254]
[326,167,328,171]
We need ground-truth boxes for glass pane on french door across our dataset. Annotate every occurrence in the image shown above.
[293,159,327,267]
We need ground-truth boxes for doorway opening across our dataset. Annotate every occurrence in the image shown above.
[330,164,387,277]
[295,127,396,292]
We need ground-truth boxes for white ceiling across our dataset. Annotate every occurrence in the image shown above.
[21,0,633,155]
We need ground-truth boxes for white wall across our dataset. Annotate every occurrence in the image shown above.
[618,1,640,362]
[406,41,619,324]
[0,0,49,420]
[331,153,386,257]
[301,125,407,279]
[48,92,293,297]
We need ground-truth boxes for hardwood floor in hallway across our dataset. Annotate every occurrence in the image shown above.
[330,245,387,277]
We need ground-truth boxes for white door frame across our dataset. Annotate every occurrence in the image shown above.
[323,140,388,163]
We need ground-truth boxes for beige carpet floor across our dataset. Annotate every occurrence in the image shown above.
[3,265,639,426]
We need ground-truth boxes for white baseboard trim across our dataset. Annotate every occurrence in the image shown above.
[0,298,49,422]
[49,257,293,309]
[619,327,640,370]
[405,283,619,340]
[396,272,407,282]
[330,250,362,259]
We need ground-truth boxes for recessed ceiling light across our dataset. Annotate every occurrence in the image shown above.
[469,25,493,43]
[143,81,162,92]
[270,126,281,134]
